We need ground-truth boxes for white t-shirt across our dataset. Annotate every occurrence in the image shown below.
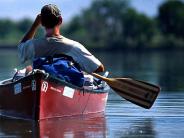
[18,35,102,73]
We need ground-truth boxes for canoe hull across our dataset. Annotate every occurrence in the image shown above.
[0,73,109,120]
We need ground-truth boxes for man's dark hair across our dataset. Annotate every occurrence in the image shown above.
[41,4,61,28]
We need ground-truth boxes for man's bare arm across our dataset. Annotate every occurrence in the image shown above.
[94,64,105,73]
[20,14,41,43]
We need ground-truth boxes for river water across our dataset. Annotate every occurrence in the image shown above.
[0,49,184,138]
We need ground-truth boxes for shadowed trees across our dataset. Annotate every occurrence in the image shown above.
[157,0,184,48]
[158,0,184,37]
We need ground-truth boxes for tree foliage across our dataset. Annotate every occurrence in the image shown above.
[158,0,184,38]
[0,0,184,49]
[63,0,156,49]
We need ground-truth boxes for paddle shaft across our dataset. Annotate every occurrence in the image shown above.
[92,73,111,82]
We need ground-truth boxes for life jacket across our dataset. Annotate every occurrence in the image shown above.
[33,55,84,87]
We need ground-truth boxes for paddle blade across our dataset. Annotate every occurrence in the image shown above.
[91,73,160,109]
[107,78,160,109]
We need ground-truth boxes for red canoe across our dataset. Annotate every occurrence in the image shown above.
[0,72,109,120]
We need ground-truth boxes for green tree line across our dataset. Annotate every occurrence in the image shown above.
[0,0,184,49]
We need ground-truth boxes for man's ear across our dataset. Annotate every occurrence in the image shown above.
[58,16,62,25]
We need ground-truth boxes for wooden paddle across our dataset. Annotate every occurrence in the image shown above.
[92,73,160,109]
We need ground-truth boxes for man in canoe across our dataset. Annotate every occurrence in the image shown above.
[18,4,104,86]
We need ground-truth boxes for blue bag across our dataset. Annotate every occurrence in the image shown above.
[33,57,84,87]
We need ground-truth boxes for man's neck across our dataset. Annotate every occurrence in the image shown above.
[45,26,61,37]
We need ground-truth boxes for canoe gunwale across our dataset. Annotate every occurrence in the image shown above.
[0,72,110,94]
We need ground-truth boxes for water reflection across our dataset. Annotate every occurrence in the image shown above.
[0,118,35,137]
[0,114,107,138]
[107,117,156,138]
[126,118,155,138]
[0,115,157,138]
[39,115,106,138]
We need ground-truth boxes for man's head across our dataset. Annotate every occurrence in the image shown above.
[41,4,62,29]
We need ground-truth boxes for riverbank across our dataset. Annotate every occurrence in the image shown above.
[1,44,184,52]
[0,45,17,50]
